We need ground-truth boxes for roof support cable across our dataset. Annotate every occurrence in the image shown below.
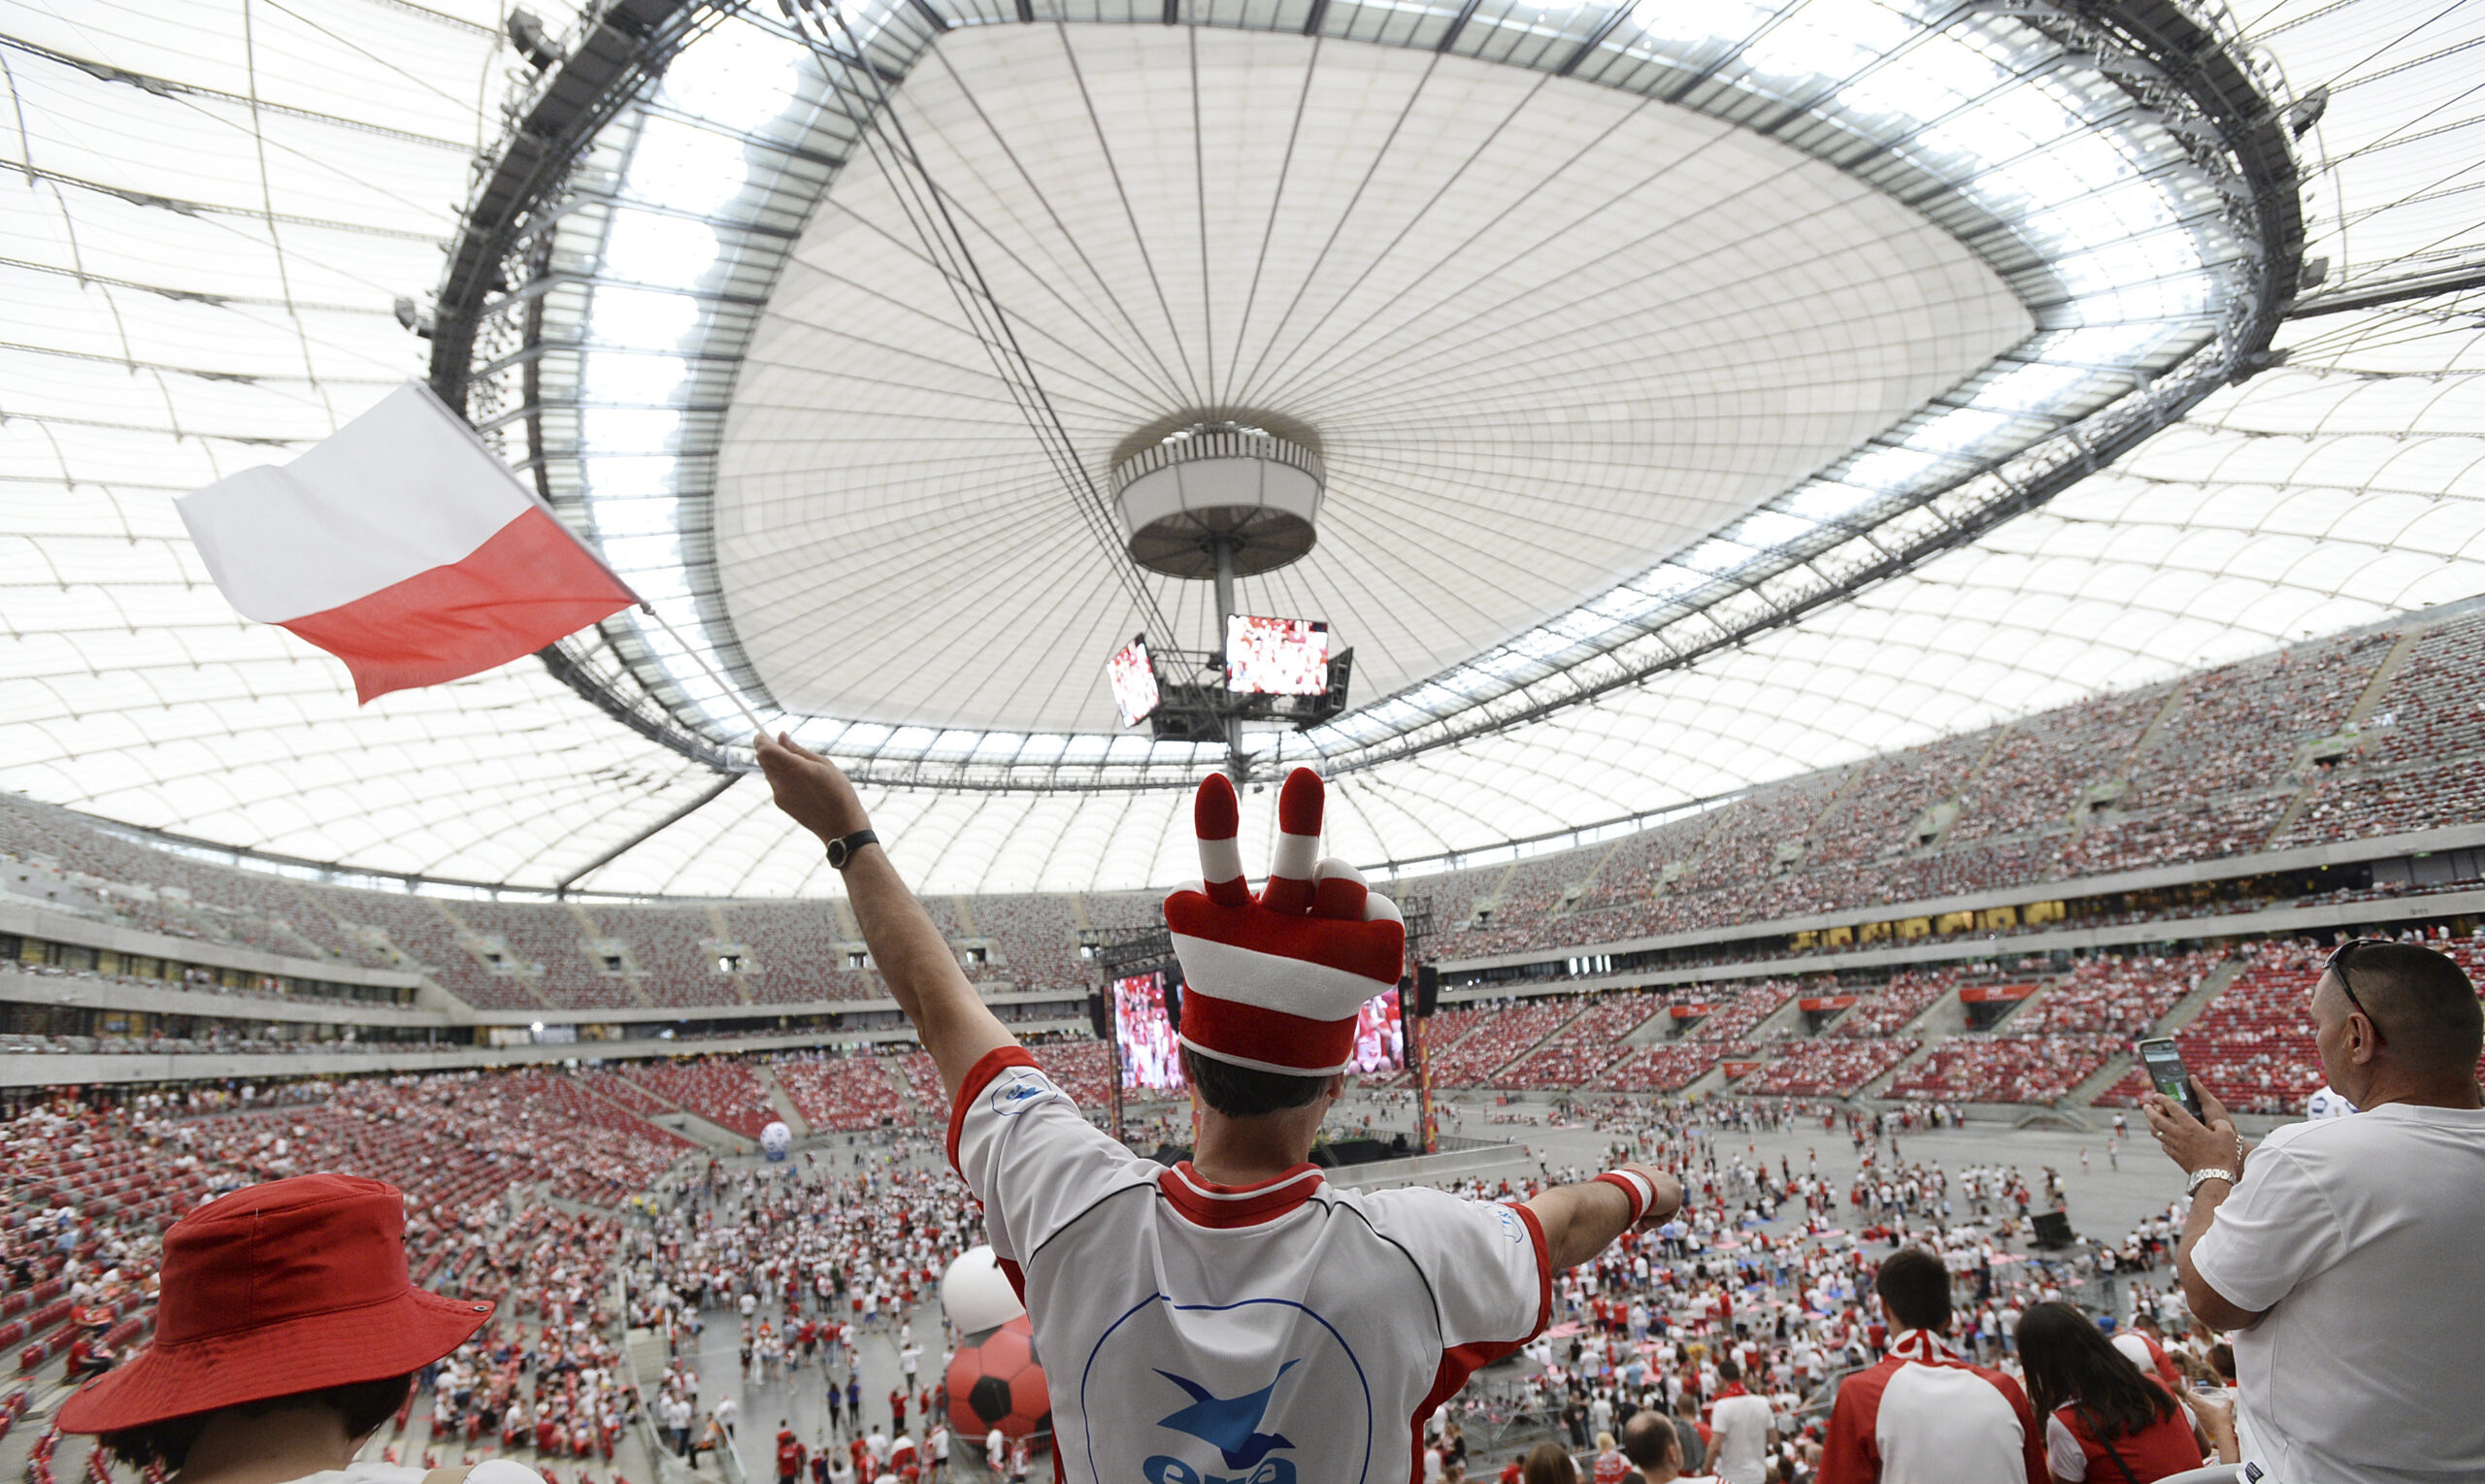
[778,0,1178,650]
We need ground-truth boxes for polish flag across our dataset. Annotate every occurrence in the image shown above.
[178,383,638,704]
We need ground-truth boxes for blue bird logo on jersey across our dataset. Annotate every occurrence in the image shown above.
[989,1070,1052,1116]
[1143,1363,1299,1484]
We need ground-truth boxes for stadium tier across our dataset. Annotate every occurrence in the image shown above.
[775,1051,915,1131]
[1738,1037,1921,1098]
[10,610,2485,1021]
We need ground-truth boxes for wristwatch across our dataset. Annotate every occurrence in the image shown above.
[824,829,879,870]
[2186,1167,2236,1196]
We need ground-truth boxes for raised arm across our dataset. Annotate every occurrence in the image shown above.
[1525,1163,1683,1271]
[756,732,1015,1102]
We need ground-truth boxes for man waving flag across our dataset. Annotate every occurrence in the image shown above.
[755,735,1685,1484]
[178,381,637,703]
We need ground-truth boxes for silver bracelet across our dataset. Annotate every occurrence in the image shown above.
[2186,1167,2236,1196]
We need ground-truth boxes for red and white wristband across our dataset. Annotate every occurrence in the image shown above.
[1594,1170,1658,1224]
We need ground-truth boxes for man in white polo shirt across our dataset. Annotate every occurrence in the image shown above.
[758,737,1684,1484]
[1703,1360,1774,1484]
[2146,937,2485,1484]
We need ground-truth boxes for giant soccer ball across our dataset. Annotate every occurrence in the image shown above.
[946,1314,1049,1440]
[940,1244,1025,1336]
[759,1120,791,1161]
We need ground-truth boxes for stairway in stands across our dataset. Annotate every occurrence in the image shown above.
[2065,956,2245,1108]
[753,1064,810,1138]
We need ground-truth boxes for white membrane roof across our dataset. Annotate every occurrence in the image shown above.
[716,25,2028,731]
[0,0,2481,894]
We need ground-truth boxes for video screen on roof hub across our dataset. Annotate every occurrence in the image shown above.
[1107,637,1161,727]
[1225,614,1330,697]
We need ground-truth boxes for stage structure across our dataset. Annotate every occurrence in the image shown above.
[1091,900,1433,1147]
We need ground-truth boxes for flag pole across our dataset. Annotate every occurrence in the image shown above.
[641,604,772,741]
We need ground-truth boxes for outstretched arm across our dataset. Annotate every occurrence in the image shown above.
[756,732,1015,1102]
[1525,1163,1683,1271]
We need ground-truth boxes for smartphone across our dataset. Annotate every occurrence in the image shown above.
[2137,1038,2202,1118]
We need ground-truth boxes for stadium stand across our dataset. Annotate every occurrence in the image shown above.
[1686,978,1799,1043]
[1422,1001,1577,1087]
[775,1051,911,1131]
[614,906,744,1006]
[971,894,1089,990]
[715,901,879,1005]
[1826,968,1962,1038]
[8,612,2485,1033]
[1882,1032,2122,1105]
[618,1059,775,1140]
[1487,993,1665,1086]
[1738,1037,1919,1097]
[1030,1039,1116,1106]
[1592,1041,1726,1092]
[2011,950,2220,1036]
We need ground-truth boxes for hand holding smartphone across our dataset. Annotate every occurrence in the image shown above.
[2137,1038,2203,1119]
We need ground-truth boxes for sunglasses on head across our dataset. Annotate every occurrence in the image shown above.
[2322,937,2385,1036]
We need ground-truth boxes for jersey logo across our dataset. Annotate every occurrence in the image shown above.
[1083,1299,1372,1484]
[1155,1361,1296,1470]
[990,1070,1055,1117]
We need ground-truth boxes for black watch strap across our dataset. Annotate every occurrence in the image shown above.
[825,829,879,870]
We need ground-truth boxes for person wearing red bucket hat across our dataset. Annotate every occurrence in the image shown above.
[756,735,1683,1484]
[55,1173,539,1484]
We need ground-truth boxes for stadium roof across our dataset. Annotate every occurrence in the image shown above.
[2,0,2482,897]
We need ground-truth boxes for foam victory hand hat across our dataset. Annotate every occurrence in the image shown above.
[1162,768,1406,1075]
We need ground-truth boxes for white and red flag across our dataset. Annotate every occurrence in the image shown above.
[177,382,637,704]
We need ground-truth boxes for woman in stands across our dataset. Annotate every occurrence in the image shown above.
[2013,1303,2205,1483]
[57,1172,541,1484]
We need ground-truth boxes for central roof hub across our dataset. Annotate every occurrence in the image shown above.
[1109,412,1325,579]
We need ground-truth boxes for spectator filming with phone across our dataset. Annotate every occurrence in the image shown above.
[2143,938,2485,1484]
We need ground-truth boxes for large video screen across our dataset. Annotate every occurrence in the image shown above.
[1115,973,1401,1085]
[1225,614,1331,696]
[1113,972,1186,1092]
[1349,986,1405,1075]
[1106,638,1160,728]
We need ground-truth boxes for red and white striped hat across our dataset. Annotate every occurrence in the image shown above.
[1162,768,1406,1075]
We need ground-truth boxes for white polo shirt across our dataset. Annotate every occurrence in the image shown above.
[2191,1101,2485,1484]
[1706,1393,1774,1484]
[949,1048,1549,1484]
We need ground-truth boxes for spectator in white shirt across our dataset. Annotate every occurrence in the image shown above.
[2147,938,2485,1484]
[1704,1361,1774,1484]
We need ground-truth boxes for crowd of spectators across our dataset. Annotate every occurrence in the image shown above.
[1824,968,1961,1038]
[1420,1001,1583,1087]
[1685,978,1799,1043]
[1735,1037,1918,1097]
[620,1059,777,1140]
[2011,950,2219,1037]
[773,1052,912,1132]
[9,614,2485,1039]
[1881,1032,2122,1105]
[1591,1042,1725,1092]
[2126,634,2391,808]
[2369,617,2485,766]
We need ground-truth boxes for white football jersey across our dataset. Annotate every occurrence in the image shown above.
[950,1049,1548,1484]
[2304,1084,2359,1120]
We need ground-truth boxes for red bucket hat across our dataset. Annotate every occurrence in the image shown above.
[57,1172,494,1435]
